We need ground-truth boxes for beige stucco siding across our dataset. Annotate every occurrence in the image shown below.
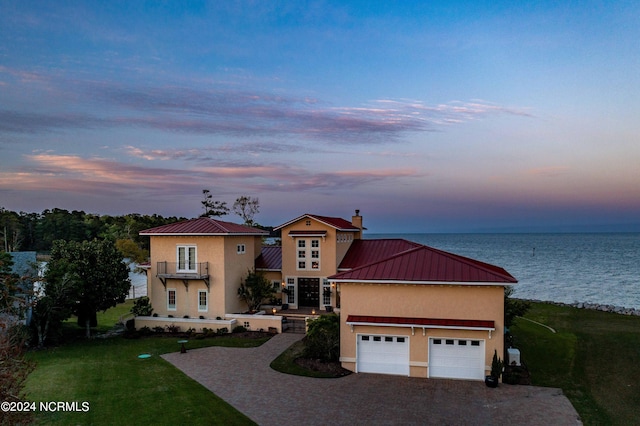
[339,282,505,378]
[146,235,260,319]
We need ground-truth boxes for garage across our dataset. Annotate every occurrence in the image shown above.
[429,338,485,380]
[356,334,409,376]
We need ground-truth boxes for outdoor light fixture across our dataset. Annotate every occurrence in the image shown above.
[312,309,316,315]
[272,307,277,315]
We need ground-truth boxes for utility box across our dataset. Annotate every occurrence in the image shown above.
[507,348,521,366]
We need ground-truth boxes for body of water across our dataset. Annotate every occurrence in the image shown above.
[367,233,640,310]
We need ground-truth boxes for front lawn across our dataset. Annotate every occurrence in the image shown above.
[24,301,267,425]
[510,302,640,425]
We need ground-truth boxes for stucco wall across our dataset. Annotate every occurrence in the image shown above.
[339,282,505,378]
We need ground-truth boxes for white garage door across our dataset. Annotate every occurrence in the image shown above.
[357,334,409,376]
[429,338,485,380]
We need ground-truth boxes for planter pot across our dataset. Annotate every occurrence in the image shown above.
[485,375,499,388]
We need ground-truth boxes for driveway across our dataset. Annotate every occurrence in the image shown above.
[163,333,581,425]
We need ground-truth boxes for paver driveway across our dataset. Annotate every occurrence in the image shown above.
[163,333,581,425]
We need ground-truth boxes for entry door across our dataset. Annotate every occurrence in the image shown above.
[298,278,319,307]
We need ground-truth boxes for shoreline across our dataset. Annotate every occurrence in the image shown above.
[520,298,640,316]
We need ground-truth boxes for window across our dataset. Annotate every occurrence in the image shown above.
[286,283,295,304]
[373,336,381,342]
[458,340,467,346]
[243,321,250,329]
[198,290,208,312]
[167,289,176,311]
[397,337,405,343]
[305,220,311,226]
[322,280,331,305]
[385,337,393,342]
[446,339,454,345]
[433,339,441,344]
[272,280,280,291]
[297,238,320,270]
[362,335,370,341]
[237,244,246,254]
[177,246,196,272]
[471,341,480,346]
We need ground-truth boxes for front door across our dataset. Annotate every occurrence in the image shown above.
[298,278,320,307]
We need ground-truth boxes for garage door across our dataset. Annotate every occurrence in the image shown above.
[357,334,409,376]
[429,338,485,380]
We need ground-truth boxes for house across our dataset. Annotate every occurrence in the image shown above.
[137,210,517,380]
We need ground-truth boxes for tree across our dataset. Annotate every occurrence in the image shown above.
[304,314,340,362]
[44,239,131,338]
[233,196,260,226]
[504,286,531,327]
[201,189,229,217]
[31,274,75,347]
[237,270,275,312]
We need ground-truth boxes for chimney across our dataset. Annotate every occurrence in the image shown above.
[351,209,363,232]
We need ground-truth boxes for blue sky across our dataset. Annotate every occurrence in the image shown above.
[1,1,639,232]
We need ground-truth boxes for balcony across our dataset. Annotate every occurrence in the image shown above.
[156,261,209,290]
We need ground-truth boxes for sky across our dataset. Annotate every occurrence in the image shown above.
[1,1,639,233]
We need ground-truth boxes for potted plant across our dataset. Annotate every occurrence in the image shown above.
[485,350,503,388]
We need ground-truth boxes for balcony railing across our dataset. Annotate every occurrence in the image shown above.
[156,261,209,289]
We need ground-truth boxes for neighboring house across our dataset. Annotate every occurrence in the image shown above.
[6,252,38,325]
[137,210,517,380]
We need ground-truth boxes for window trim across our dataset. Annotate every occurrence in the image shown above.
[167,288,177,311]
[177,245,197,272]
[237,244,246,254]
[198,290,208,312]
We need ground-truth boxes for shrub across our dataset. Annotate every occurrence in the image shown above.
[304,314,340,362]
[199,315,205,319]
[217,327,228,335]
[153,326,164,333]
[233,325,247,333]
[138,326,153,336]
[165,324,180,334]
[131,296,153,317]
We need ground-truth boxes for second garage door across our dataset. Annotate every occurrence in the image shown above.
[357,334,409,376]
[429,338,485,380]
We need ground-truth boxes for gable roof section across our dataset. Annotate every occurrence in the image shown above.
[139,217,269,236]
[274,214,360,232]
[255,246,282,271]
[330,244,517,284]
[338,239,422,270]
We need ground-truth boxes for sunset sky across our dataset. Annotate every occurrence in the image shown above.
[1,1,639,232]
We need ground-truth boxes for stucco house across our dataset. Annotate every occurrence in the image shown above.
[137,210,517,380]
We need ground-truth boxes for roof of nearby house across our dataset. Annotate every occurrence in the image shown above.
[274,214,360,232]
[329,245,517,284]
[338,239,422,270]
[255,246,282,271]
[139,217,269,236]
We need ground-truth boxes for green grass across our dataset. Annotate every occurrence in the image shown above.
[24,301,268,426]
[510,302,640,425]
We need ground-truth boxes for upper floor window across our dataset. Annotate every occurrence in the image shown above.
[177,246,196,272]
[237,244,246,254]
[296,238,320,270]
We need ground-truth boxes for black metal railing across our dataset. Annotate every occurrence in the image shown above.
[157,261,209,277]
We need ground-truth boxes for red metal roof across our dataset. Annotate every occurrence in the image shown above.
[274,214,360,231]
[330,245,517,284]
[255,246,282,270]
[338,239,422,270]
[346,315,495,330]
[139,217,269,236]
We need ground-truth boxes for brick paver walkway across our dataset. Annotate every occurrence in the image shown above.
[163,333,581,425]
